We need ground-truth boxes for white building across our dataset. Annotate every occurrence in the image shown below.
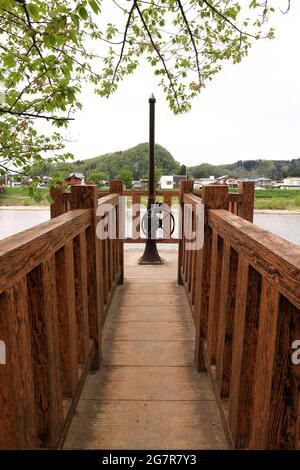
[159,175,173,189]
[283,177,300,186]
[277,177,300,189]
[159,175,186,189]
[132,180,142,189]
[254,177,272,188]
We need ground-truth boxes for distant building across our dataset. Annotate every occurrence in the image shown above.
[173,175,186,189]
[228,178,239,188]
[255,177,272,188]
[215,175,229,185]
[132,180,142,189]
[159,175,186,190]
[215,175,239,188]
[38,176,52,188]
[159,175,173,189]
[132,179,149,190]
[277,177,300,189]
[193,175,240,189]
[238,177,273,189]
[193,180,202,190]
[10,181,23,188]
[140,179,148,189]
[283,177,300,186]
[193,176,216,189]
[65,172,84,185]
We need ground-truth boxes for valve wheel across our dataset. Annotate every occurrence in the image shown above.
[141,202,175,239]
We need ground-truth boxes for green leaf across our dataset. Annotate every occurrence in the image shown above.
[62,65,71,80]
[78,5,88,20]
[4,54,16,68]
[88,0,100,14]
[43,34,56,47]
[0,0,14,11]
[65,56,73,71]
[71,14,80,27]
[26,3,41,20]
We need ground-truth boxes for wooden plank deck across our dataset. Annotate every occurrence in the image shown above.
[64,250,227,449]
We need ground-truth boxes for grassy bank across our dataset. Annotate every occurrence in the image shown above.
[0,187,49,206]
[127,190,300,210]
[254,189,300,210]
[1,187,300,211]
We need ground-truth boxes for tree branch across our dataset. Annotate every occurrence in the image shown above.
[201,0,258,39]
[111,1,136,87]
[134,0,180,110]
[0,107,74,121]
[176,0,202,86]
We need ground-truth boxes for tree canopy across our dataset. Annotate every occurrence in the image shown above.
[116,168,133,188]
[87,170,108,184]
[0,0,289,180]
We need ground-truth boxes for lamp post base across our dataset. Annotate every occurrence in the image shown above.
[139,239,164,265]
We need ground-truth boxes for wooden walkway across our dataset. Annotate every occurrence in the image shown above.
[64,251,227,449]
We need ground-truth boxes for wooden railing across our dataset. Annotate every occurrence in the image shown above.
[178,181,254,317]
[179,182,300,449]
[95,183,253,243]
[116,189,179,243]
[51,183,253,245]
[0,184,123,449]
[193,181,254,222]
[51,182,253,244]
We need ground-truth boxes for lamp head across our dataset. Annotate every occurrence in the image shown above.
[149,93,156,103]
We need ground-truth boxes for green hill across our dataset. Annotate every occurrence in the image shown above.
[44,143,183,182]
[79,143,182,179]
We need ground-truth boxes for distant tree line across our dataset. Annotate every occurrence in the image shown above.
[189,158,300,180]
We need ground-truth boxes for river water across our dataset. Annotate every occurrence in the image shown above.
[0,209,50,240]
[0,209,299,247]
[254,213,300,246]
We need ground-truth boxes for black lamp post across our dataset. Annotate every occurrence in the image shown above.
[139,94,163,265]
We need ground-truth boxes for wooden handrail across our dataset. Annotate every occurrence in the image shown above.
[0,184,124,449]
[208,209,300,309]
[183,193,202,207]
[98,189,179,198]
[0,208,94,448]
[0,210,89,293]
[179,182,300,450]
[97,193,120,207]
[51,184,251,244]
[206,208,300,449]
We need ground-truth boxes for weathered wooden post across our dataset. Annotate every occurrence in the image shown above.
[55,242,78,397]
[50,186,65,218]
[178,180,194,285]
[238,182,254,222]
[0,282,38,448]
[109,180,124,285]
[70,185,102,370]
[194,185,228,372]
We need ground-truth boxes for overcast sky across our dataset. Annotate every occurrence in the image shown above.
[64,2,299,167]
